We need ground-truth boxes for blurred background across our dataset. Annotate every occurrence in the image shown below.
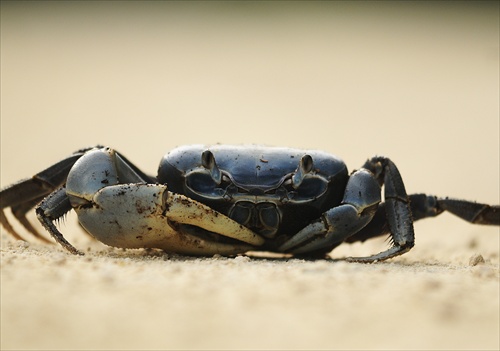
[1,2,499,350]
[2,1,498,248]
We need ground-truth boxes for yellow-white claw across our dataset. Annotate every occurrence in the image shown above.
[74,183,264,255]
[165,193,265,246]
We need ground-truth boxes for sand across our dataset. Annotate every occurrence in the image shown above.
[1,229,499,350]
[1,2,499,350]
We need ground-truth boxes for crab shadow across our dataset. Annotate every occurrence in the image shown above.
[87,246,456,269]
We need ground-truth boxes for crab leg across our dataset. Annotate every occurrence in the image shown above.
[435,197,499,225]
[280,156,417,262]
[0,151,88,241]
[11,196,52,243]
[36,187,83,255]
[279,169,381,255]
[344,157,415,262]
[345,194,500,244]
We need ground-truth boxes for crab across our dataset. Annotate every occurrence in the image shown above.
[1,145,498,262]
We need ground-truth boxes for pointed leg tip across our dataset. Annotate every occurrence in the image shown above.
[63,245,85,256]
[342,244,412,263]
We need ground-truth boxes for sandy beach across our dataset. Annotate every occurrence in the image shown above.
[1,2,499,350]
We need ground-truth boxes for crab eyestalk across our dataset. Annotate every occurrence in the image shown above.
[292,154,314,188]
[201,150,222,185]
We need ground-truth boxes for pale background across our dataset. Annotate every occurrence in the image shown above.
[1,2,499,350]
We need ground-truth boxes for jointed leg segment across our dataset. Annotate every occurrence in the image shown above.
[345,157,415,262]
[36,187,82,255]
[0,150,91,242]
[347,194,500,245]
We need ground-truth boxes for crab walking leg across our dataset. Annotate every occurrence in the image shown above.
[0,152,85,241]
[346,194,500,244]
[36,187,83,255]
[436,197,499,225]
[280,156,418,262]
[11,196,52,243]
[0,146,108,242]
[0,211,24,241]
[279,169,381,255]
[345,156,415,262]
[75,184,264,255]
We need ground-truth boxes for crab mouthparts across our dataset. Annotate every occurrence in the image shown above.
[228,201,280,239]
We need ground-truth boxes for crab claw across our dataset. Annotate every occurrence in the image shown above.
[279,169,382,256]
[278,220,329,254]
[279,204,374,255]
[164,192,265,247]
[73,183,264,256]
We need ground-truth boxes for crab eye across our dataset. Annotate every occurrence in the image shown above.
[186,172,219,195]
[186,171,233,198]
[293,177,328,199]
